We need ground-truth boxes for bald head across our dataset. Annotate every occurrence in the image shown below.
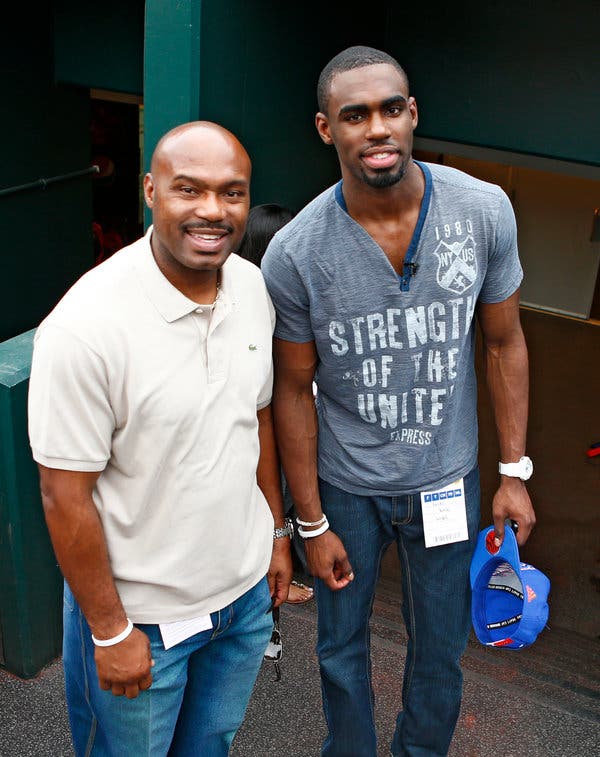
[150,121,251,176]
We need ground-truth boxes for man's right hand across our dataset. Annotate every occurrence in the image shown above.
[95,627,154,699]
[304,530,354,591]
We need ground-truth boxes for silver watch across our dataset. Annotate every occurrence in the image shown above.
[499,455,533,481]
[273,517,294,540]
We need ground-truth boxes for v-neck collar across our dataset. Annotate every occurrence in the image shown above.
[334,160,432,291]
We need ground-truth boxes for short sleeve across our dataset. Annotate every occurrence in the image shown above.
[255,289,275,410]
[256,361,273,411]
[261,236,314,343]
[28,324,115,471]
[479,191,523,303]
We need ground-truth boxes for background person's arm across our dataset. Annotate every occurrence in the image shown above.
[477,290,536,546]
[38,465,153,698]
[272,338,353,590]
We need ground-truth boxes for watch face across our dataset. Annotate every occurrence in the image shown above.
[522,456,533,480]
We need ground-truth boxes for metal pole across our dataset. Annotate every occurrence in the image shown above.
[0,165,100,198]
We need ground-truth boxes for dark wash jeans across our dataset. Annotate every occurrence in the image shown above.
[316,467,480,757]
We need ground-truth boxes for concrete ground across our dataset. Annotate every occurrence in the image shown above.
[1,578,598,757]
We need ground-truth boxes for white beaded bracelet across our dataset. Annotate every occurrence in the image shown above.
[298,519,330,539]
[296,513,327,528]
[92,619,134,647]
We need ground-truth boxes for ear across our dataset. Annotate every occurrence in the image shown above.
[408,97,418,129]
[315,112,334,145]
[143,173,155,209]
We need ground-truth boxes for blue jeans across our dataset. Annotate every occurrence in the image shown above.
[317,467,480,757]
[62,577,273,756]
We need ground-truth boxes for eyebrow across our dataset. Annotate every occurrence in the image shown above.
[172,174,249,188]
[338,95,408,117]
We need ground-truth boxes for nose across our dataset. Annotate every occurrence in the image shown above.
[365,111,391,140]
[193,191,226,222]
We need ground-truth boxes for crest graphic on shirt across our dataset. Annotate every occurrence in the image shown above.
[433,235,477,295]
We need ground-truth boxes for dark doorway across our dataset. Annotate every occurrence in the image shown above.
[90,97,143,265]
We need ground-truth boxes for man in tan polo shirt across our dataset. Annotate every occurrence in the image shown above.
[28,121,292,756]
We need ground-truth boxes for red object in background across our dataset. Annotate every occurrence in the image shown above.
[586,443,600,458]
[92,221,123,265]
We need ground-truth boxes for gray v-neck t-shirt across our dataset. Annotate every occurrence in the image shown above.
[262,162,522,495]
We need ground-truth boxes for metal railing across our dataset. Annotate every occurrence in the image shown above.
[0,165,99,198]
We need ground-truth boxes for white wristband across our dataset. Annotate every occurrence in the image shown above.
[296,513,327,528]
[92,619,134,647]
[298,519,330,539]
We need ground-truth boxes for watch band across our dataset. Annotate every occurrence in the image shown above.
[273,517,294,540]
[499,455,533,481]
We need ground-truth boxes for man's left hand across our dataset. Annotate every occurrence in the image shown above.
[492,477,536,547]
[268,538,293,607]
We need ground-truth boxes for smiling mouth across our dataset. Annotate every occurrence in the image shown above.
[361,149,399,170]
[186,230,227,241]
[183,226,231,253]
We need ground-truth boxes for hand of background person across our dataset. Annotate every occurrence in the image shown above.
[95,627,154,699]
[492,478,536,547]
[268,537,293,607]
[304,530,354,591]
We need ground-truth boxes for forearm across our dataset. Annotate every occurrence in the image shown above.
[272,383,322,521]
[484,328,529,462]
[478,294,536,543]
[40,477,126,638]
[256,404,286,526]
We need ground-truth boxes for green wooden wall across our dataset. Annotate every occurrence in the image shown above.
[195,1,380,211]
[2,0,594,339]
[53,0,144,95]
[0,6,93,343]
[0,331,62,677]
[143,0,599,216]
[142,0,387,213]
[385,1,600,167]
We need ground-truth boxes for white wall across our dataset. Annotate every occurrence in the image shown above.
[415,139,600,319]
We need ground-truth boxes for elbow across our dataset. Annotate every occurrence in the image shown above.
[484,328,527,360]
[39,481,62,523]
[273,381,313,407]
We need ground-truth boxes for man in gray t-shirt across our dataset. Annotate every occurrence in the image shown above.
[262,46,536,757]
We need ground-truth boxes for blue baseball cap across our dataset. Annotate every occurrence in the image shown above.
[470,525,550,649]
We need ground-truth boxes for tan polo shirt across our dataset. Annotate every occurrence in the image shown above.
[28,228,275,622]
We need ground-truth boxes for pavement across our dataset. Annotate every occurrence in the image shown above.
[1,577,599,757]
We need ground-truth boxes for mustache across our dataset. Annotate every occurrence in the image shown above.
[361,140,397,152]
[181,221,233,234]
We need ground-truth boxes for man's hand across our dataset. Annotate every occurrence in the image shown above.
[304,530,354,591]
[268,538,293,607]
[95,627,154,699]
[492,477,536,547]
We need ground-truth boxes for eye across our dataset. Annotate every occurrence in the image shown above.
[225,189,246,199]
[179,186,197,195]
[344,113,364,123]
[386,105,404,116]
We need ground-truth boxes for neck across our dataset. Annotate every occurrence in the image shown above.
[342,159,424,221]
[172,269,220,305]
[185,270,220,305]
[153,257,221,304]
[150,234,222,304]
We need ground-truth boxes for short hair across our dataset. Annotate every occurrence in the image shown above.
[237,203,295,267]
[317,46,409,114]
